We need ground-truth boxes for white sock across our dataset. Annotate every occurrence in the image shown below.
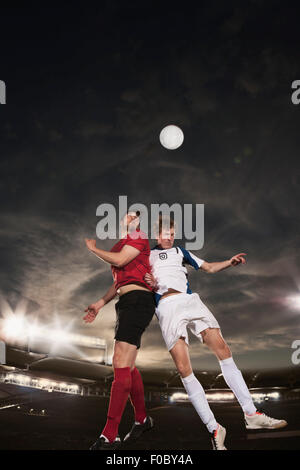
[181,373,218,433]
[219,357,256,415]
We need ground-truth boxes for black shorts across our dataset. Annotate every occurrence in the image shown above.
[114,290,155,349]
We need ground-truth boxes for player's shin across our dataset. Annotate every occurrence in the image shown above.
[181,373,218,433]
[219,357,256,415]
[130,367,147,424]
[101,367,132,442]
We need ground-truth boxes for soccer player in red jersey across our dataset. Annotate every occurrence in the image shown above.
[84,211,155,450]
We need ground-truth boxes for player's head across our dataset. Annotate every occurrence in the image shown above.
[155,215,175,249]
[121,210,140,234]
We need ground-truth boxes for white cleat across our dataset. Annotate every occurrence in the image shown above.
[210,424,227,450]
[245,411,288,430]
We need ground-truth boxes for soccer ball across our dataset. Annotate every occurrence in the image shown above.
[159,125,184,150]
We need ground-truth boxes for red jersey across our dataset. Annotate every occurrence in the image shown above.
[111,230,152,291]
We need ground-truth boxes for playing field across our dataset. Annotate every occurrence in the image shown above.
[0,384,299,450]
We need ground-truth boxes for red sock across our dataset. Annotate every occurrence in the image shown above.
[130,367,147,424]
[102,367,132,442]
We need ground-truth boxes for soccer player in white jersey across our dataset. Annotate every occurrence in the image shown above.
[145,216,287,450]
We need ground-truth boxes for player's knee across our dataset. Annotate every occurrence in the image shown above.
[176,362,192,377]
[217,342,231,359]
[222,342,231,355]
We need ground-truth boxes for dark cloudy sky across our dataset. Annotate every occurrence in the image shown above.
[1,1,300,371]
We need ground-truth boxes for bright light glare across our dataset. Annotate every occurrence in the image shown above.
[39,379,51,388]
[27,324,41,339]
[50,329,69,344]
[170,390,280,404]
[207,392,235,401]
[1,373,81,395]
[169,392,188,403]
[1,313,105,351]
[287,295,300,310]
[251,391,280,401]
[2,315,25,340]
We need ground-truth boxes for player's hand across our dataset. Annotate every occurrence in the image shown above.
[85,238,96,251]
[144,272,157,288]
[230,253,247,266]
[83,303,100,323]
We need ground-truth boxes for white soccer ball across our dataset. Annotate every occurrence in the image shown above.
[159,125,184,150]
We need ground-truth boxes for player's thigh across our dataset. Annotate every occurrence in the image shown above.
[201,328,231,356]
[170,337,193,378]
[113,340,138,368]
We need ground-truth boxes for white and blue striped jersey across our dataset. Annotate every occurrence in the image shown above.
[150,245,204,305]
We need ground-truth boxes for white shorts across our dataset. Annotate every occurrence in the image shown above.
[156,293,220,351]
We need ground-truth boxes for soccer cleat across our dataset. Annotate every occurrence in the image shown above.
[245,411,287,430]
[210,424,227,450]
[123,416,154,443]
[89,434,121,450]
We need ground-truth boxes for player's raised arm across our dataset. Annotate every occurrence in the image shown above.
[85,239,141,267]
[200,253,247,274]
[83,283,117,323]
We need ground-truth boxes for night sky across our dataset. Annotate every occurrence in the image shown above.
[1,1,300,370]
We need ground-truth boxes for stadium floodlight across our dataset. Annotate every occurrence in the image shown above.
[206,392,235,401]
[170,391,236,403]
[1,313,107,359]
[248,391,280,402]
[0,372,82,395]
[2,315,25,340]
[169,392,188,403]
[170,390,280,405]
[268,392,280,399]
[39,379,51,388]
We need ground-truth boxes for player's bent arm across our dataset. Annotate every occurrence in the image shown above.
[86,239,140,267]
[200,260,231,273]
[92,284,118,310]
[83,284,117,323]
[101,283,118,305]
[200,253,247,273]
[115,245,141,267]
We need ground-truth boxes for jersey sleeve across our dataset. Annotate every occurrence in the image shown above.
[179,246,204,270]
[125,232,148,252]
